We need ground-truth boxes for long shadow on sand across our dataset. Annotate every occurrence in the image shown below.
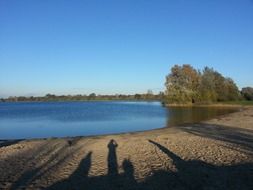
[9,141,83,190]
[147,140,253,190]
[178,123,253,153]
[46,139,253,190]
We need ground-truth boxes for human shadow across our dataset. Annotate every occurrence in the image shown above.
[99,139,138,189]
[47,140,139,190]
[107,139,118,176]
[48,151,92,189]
[122,159,136,184]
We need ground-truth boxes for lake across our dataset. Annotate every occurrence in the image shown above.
[0,101,238,139]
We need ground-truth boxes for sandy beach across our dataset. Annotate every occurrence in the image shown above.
[0,107,253,190]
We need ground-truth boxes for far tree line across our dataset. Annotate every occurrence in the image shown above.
[164,64,253,104]
[0,91,164,102]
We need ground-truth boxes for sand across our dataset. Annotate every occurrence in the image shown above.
[0,107,253,190]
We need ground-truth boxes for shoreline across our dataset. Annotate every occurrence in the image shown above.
[0,107,252,189]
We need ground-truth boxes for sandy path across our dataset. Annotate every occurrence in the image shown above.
[0,108,252,189]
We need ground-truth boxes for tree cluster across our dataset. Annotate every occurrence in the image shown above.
[241,87,253,101]
[1,91,164,102]
[164,64,241,104]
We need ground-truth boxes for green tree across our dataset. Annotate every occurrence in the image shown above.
[88,93,96,100]
[199,67,217,102]
[165,64,200,104]
[165,65,240,104]
[223,78,240,101]
[134,94,142,100]
[146,89,154,100]
[241,87,253,100]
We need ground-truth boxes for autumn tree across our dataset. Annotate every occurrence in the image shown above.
[164,65,240,104]
[241,87,253,100]
[198,67,217,102]
[223,78,240,101]
[165,64,200,104]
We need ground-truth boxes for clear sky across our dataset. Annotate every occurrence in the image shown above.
[1,0,253,98]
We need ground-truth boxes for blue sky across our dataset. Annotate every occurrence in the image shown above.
[0,0,253,98]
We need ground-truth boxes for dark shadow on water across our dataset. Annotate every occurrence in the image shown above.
[13,139,253,190]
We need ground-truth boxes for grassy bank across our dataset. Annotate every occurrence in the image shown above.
[165,101,253,107]
[221,100,253,106]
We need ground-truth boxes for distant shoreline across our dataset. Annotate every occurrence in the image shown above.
[1,99,253,106]
[0,99,161,103]
[0,93,163,102]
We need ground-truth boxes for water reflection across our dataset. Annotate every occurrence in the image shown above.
[166,107,238,127]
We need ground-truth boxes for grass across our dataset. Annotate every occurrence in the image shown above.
[165,100,253,107]
[221,100,253,106]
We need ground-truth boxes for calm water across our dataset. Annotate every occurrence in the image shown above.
[0,101,237,139]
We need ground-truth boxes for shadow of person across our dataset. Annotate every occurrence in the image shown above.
[122,159,135,180]
[121,159,138,188]
[107,139,118,177]
[70,151,92,181]
[48,151,92,190]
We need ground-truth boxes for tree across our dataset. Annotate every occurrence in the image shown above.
[134,94,141,100]
[198,67,217,102]
[164,64,240,104]
[146,89,154,100]
[88,93,96,100]
[165,64,200,104]
[241,87,253,100]
[223,78,240,101]
[199,68,240,102]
